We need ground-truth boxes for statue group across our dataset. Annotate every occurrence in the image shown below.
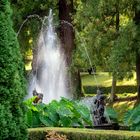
[93,89,108,126]
[32,89,43,104]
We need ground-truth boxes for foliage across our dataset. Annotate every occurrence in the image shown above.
[73,0,139,81]
[124,104,140,131]
[29,127,140,140]
[108,22,136,80]
[24,97,92,128]
[0,0,27,139]
[83,85,137,94]
[105,107,118,123]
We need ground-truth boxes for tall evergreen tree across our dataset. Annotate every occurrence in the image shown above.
[0,0,27,139]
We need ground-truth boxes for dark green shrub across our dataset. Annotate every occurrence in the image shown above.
[0,0,27,139]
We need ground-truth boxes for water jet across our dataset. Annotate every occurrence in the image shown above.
[26,9,72,103]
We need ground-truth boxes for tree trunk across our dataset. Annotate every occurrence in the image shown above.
[110,2,119,102]
[59,0,82,98]
[136,52,140,103]
[111,76,116,102]
[71,69,83,99]
[134,5,140,103]
[59,0,75,65]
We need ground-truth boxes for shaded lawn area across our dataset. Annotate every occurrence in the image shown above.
[81,72,137,96]
[81,72,112,87]
[81,72,136,87]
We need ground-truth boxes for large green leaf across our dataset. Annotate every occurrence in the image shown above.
[25,109,33,127]
[123,109,133,126]
[39,114,55,126]
[24,97,92,128]
[133,116,140,125]
[105,107,118,122]
[74,102,92,125]
[32,111,42,127]
[45,108,59,123]
[123,104,140,131]
[23,96,36,106]
[57,105,74,117]
[59,116,72,127]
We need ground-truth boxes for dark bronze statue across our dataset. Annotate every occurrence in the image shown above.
[93,89,108,126]
[32,89,43,104]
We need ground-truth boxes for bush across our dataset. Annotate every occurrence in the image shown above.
[83,85,137,94]
[28,127,140,140]
[0,0,27,139]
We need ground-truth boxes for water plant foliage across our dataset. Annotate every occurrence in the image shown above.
[124,104,140,131]
[24,97,92,128]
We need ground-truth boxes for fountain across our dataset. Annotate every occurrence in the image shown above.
[26,9,72,103]
[22,9,118,129]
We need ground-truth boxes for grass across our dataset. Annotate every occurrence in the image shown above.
[81,72,111,87]
[81,72,137,95]
[81,72,136,87]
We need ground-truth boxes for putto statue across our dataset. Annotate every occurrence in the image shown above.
[32,89,43,104]
[93,89,108,126]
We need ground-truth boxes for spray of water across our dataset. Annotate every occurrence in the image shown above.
[82,45,99,89]
[17,14,43,37]
[26,9,71,103]
[20,10,98,103]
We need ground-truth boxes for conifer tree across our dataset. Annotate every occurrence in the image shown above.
[0,0,27,139]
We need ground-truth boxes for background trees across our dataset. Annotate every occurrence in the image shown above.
[74,0,140,102]
[0,0,27,139]
[10,0,140,102]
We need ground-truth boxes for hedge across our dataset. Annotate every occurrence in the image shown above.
[28,127,140,140]
[0,0,27,139]
[83,85,137,94]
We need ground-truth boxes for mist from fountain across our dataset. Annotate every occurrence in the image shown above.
[17,10,99,103]
[26,9,71,103]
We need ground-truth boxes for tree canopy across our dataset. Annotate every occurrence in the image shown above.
[10,0,140,101]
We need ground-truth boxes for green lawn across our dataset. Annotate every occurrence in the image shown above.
[81,72,137,95]
[81,72,136,87]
